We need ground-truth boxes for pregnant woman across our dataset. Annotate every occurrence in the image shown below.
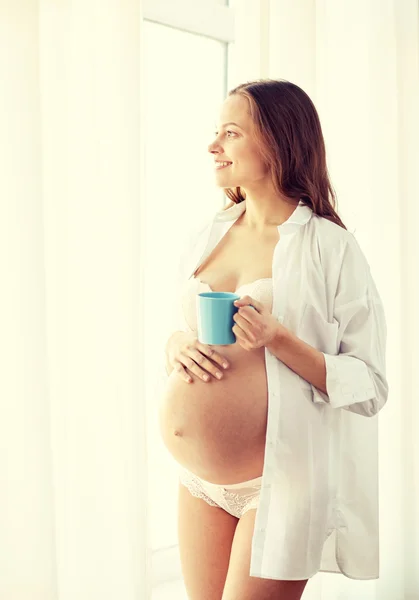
[159,79,389,600]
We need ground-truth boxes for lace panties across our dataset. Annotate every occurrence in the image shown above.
[179,467,262,519]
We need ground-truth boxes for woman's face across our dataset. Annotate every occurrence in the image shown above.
[208,94,269,189]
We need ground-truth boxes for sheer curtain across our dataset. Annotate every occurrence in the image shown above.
[0,1,151,599]
[232,0,419,599]
[2,0,418,599]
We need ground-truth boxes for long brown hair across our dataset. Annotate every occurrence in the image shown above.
[223,79,346,230]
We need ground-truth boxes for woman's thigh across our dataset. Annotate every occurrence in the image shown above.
[222,509,309,600]
[177,481,239,600]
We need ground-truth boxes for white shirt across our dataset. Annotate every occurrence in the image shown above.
[166,199,388,580]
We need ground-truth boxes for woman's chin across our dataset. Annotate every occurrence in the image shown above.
[214,175,239,187]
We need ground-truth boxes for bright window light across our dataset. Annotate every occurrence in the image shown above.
[143,19,227,551]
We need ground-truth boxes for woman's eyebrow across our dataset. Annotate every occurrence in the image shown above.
[215,121,244,130]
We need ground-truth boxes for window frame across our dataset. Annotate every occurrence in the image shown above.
[143,0,234,43]
[143,0,235,590]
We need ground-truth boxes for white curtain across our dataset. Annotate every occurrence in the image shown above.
[2,0,418,599]
[233,0,419,599]
[0,2,151,599]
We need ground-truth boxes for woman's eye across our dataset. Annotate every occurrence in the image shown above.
[214,130,236,138]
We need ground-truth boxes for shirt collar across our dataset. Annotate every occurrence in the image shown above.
[215,199,312,234]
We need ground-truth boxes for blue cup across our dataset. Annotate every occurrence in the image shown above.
[197,291,241,345]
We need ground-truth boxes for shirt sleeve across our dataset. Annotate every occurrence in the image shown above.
[311,238,389,417]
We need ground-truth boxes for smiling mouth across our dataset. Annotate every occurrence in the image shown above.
[215,162,232,170]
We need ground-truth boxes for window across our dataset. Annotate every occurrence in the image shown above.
[142,0,235,591]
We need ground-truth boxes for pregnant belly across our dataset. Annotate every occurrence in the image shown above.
[158,345,269,484]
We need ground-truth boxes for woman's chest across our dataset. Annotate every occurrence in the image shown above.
[193,226,280,292]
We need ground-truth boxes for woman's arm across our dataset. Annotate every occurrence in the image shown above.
[266,328,327,393]
[273,238,388,417]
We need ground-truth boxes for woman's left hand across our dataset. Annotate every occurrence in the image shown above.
[232,295,284,350]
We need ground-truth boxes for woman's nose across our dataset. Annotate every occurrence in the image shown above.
[208,140,221,154]
[208,132,223,153]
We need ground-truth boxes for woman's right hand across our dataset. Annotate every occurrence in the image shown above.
[165,331,230,384]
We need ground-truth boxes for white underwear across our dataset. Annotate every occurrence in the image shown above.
[179,467,262,519]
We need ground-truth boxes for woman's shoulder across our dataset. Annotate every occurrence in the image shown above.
[309,213,372,276]
[310,212,358,250]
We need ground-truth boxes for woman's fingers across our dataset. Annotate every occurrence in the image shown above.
[167,332,230,384]
[175,361,193,383]
[186,349,225,381]
[197,342,230,370]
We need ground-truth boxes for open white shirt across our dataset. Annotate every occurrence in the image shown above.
[166,200,388,580]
